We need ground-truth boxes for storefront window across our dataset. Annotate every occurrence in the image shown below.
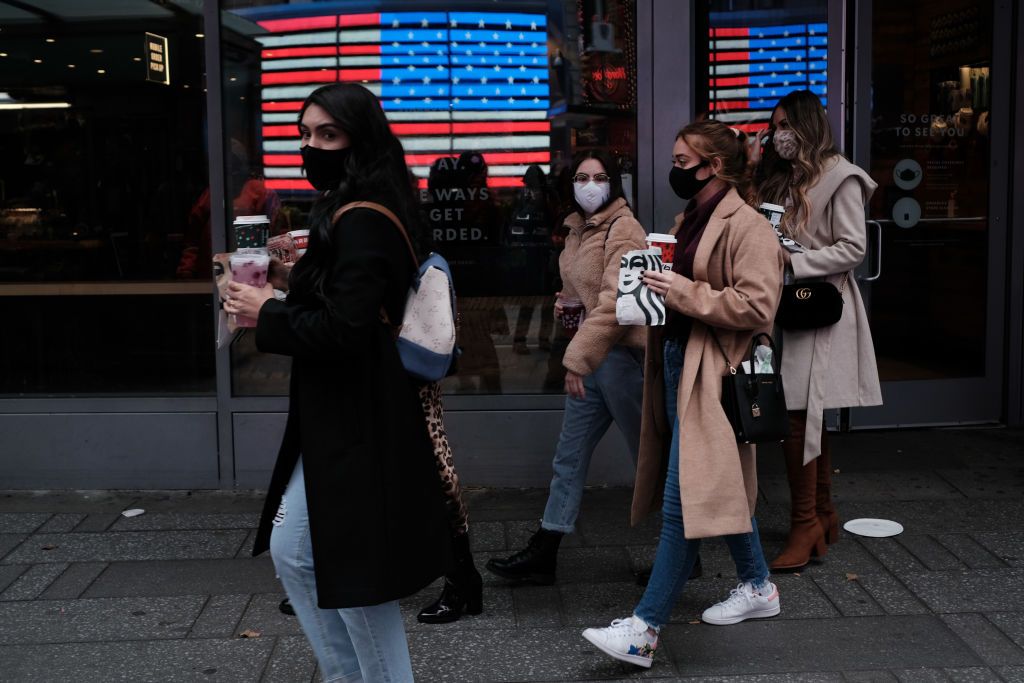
[221,0,638,396]
[0,1,214,395]
[698,0,828,136]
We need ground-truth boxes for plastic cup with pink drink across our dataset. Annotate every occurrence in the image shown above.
[645,233,677,271]
[229,249,270,328]
[558,295,585,331]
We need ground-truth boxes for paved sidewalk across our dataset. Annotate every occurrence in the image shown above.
[1,427,1023,682]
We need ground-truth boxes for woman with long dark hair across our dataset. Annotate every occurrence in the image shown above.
[485,149,649,585]
[223,83,454,680]
[581,120,784,668]
[752,90,881,571]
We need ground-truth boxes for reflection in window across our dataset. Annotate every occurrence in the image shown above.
[225,2,637,396]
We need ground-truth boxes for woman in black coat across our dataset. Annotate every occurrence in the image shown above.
[224,83,451,682]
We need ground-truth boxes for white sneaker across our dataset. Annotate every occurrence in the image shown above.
[581,615,658,668]
[701,581,781,625]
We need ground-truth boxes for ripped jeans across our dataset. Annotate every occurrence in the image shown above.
[269,458,414,683]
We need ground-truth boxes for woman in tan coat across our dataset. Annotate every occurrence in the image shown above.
[753,90,882,571]
[487,150,649,585]
[582,120,784,669]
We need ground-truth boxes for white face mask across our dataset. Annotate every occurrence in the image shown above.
[573,181,610,215]
[773,129,800,160]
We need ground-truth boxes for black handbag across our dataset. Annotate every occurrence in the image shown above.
[776,274,848,330]
[710,331,791,444]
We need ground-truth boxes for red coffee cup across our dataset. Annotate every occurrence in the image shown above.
[646,233,677,271]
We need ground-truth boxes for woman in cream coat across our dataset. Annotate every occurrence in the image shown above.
[753,90,882,571]
[581,120,784,669]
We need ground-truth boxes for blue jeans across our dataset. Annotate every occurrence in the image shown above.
[542,345,644,533]
[634,339,770,629]
[270,459,414,683]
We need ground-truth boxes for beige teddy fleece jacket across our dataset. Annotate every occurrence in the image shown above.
[559,197,649,376]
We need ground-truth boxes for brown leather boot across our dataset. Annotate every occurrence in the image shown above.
[816,429,840,545]
[770,412,827,572]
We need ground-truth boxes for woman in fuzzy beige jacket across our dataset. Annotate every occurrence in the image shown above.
[581,120,784,669]
[486,150,649,585]
[753,90,882,572]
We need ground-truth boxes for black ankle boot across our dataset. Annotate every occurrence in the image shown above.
[485,527,563,585]
[417,533,484,624]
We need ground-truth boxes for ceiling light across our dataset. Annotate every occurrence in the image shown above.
[97,69,106,74]
[68,64,76,68]
[229,76,237,82]
[45,38,56,43]
[0,53,7,57]
[90,49,103,54]
[195,33,205,38]
[132,57,142,62]
[33,59,42,64]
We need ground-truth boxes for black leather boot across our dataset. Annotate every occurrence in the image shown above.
[485,527,563,584]
[417,533,484,624]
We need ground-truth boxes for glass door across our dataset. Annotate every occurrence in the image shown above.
[848,0,1006,427]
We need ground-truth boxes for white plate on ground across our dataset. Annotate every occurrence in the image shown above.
[843,518,903,538]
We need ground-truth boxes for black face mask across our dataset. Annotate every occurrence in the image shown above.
[669,161,711,200]
[301,145,351,192]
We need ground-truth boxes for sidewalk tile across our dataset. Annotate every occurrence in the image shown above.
[898,536,970,571]
[38,562,107,600]
[0,513,50,534]
[768,472,962,503]
[934,535,1009,569]
[0,595,205,644]
[0,564,28,593]
[984,613,1024,649]
[83,558,279,598]
[36,513,86,534]
[506,519,583,549]
[235,529,258,558]
[261,635,316,683]
[4,530,249,564]
[844,672,899,682]
[892,669,951,682]
[943,669,1004,683]
[188,594,251,639]
[235,593,303,637]
[939,614,1024,666]
[555,547,635,584]
[900,569,1024,613]
[108,512,260,532]
[72,513,121,532]
[971,533,1024,567]
[936,468,1024,499]
[0,533,27,562]
[812,574,885,617]
[859,538,929,575]
[560,581,642,626]
[0,638,274,682]
[407,627,675,681]
[512,584,563,628]
[678,675,844,683]
[787,538,887,576]
[855,573,930,615]
[0,563,69,601]
[469,520,507,552]
[576,514,660,547]
[401,582,516,631]
[659,616,981,676]
[996,666,1024,682]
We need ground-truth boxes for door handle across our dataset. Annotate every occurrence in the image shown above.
[859,220,882,282]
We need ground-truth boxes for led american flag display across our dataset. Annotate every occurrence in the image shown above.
[708,22,827,133]
[256,10,551,191]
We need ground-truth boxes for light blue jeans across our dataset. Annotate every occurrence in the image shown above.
[270,459,414,683]
[634,339,770,629]
[542,345,645,533]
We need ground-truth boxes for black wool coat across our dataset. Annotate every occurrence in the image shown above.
[251,206,452,609]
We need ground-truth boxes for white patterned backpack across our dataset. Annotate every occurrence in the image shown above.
[335,202,458,381]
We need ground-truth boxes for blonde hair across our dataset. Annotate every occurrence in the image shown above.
[676,120,749,192]
[753,90,839,237]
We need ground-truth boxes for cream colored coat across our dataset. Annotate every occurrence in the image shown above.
[560,198,648,376]
[630,188,784,538]
[783,156,883,464]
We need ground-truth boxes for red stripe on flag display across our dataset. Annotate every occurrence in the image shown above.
[403,151,551,165]
[452,122,550,134]
[711,76,750,87]
[258,16,337,33]
[337,68,383,82]
[264,155,303,166]
[339,13,381,28]
[267,179,314,190]
[391,123,452,135]
[263,125,299,138]
[710,27,750,37]
[416,177,524,190]
[711,51,750,63]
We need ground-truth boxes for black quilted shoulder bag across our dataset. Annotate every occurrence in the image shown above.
[776,273,848,330]
[709,331,791,444]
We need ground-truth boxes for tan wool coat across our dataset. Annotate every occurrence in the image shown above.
[783,156,883,464]
[560,197,649,376]
[630,188,784,539]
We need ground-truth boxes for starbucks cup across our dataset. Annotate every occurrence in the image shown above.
[758,202,785,229]
[287,229,310,257]
[233,215,270,249]
[229,249,270,328]
[646,233,677,271]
